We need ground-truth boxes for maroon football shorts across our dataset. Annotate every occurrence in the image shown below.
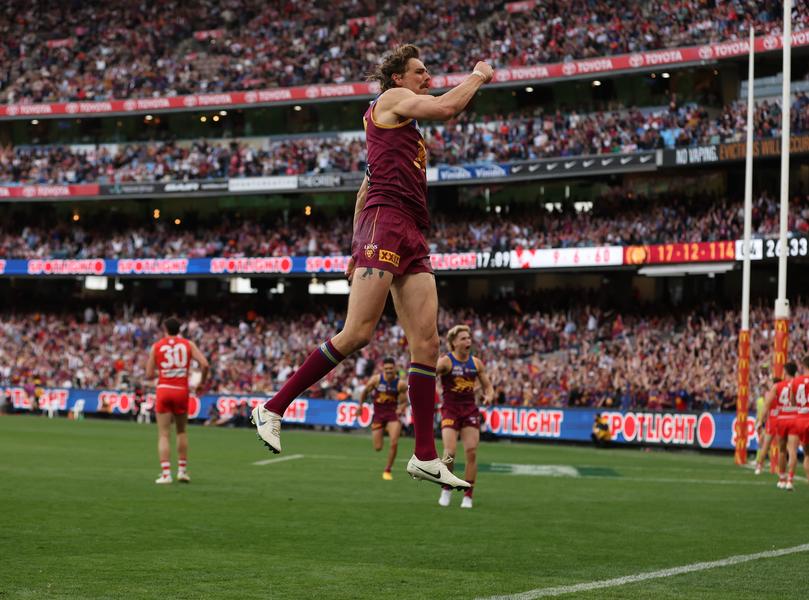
[372,403,400,430]
[156,386,189,415]
[352,205,433,277]
[441,403,481,431]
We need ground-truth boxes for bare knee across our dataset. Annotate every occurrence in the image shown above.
[465,448,477,464]
[410,331,439,364]
[338,326,375,354]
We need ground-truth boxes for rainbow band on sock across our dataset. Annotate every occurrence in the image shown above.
[318,341,342,366]
[408,364,436,378]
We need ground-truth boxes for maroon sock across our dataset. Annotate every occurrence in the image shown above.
[408,362,438,461]
[464,480,475,498]
[264,339,345,415]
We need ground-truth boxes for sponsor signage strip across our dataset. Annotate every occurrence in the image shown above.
[3,33,807,119]
[1,238,804,277]
[662,134,809,166]
[0,154,658,202]
[5,387,754,451]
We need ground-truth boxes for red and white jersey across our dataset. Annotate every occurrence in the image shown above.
[790,374,809,414]
[153,336,192,391]
[771,379,792,416]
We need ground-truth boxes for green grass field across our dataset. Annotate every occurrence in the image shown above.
[1,415,807,599]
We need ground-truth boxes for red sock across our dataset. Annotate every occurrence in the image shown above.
[264,339,344,414]
[464,480,475,498]
[178,459,187,473]
[160,461,170,477]
[408,362,438,461]
[788,471,795,482]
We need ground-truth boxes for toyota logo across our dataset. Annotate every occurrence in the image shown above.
[562,62,577,76]
[183,96,198,107]
[123,100,136,111]
[629,54,644,68]
[6,105,19,116]
[304,86,321,99]
[763,37,777,50]
[66,103,79,114]
[22,186,37,197]
[245,91,258,103]
[698,46,713,59]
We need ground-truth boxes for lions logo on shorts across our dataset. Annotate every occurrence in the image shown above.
[364,243,377,259]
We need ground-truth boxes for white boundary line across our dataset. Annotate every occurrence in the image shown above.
[253,454,304,466]
[476,543,809,600]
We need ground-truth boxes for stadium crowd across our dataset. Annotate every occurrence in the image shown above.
[2,300,807,413]
[3,95,809,184]
[1,0,808,103]
[2,190,808,259]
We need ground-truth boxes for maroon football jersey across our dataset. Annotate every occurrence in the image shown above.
[440,353,477,406]
[363,100,429,229]
[372,374,400,409]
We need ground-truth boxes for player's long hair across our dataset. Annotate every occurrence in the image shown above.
[447,324,471,352]
[366,44,420,92]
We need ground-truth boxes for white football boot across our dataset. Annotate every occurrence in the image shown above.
[785,481,795,491]
[460,496,473,509]
[176,472,191,483]
[251,405,282,454]
[155,474,173,484]
[406,455,470,490]
[438,488,452,507]
[777,479,786,490]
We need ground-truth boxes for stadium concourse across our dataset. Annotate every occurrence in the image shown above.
[1,0,808,102]
[2,95,809,183]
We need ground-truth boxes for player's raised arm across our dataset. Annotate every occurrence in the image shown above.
[474,357,495,405]
[378,61,493,122]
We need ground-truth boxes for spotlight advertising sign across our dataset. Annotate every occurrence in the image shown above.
[3,387,754,451]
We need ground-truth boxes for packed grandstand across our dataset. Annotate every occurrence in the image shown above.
[2,0,809,424]
[1,0,808,102]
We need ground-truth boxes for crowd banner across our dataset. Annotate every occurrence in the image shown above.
[3,387,757,451]
[2,32,808,119]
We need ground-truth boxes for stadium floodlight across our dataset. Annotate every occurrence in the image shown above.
[736,25,755,466]
[772,0,792,380]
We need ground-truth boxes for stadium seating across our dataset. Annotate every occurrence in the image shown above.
[1,1,808,103]
[2,302,807,411]
[3,96,808,184]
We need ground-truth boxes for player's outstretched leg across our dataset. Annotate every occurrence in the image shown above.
[252,269,393,453]
[251,403,284,454]
[252,339,346,454]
